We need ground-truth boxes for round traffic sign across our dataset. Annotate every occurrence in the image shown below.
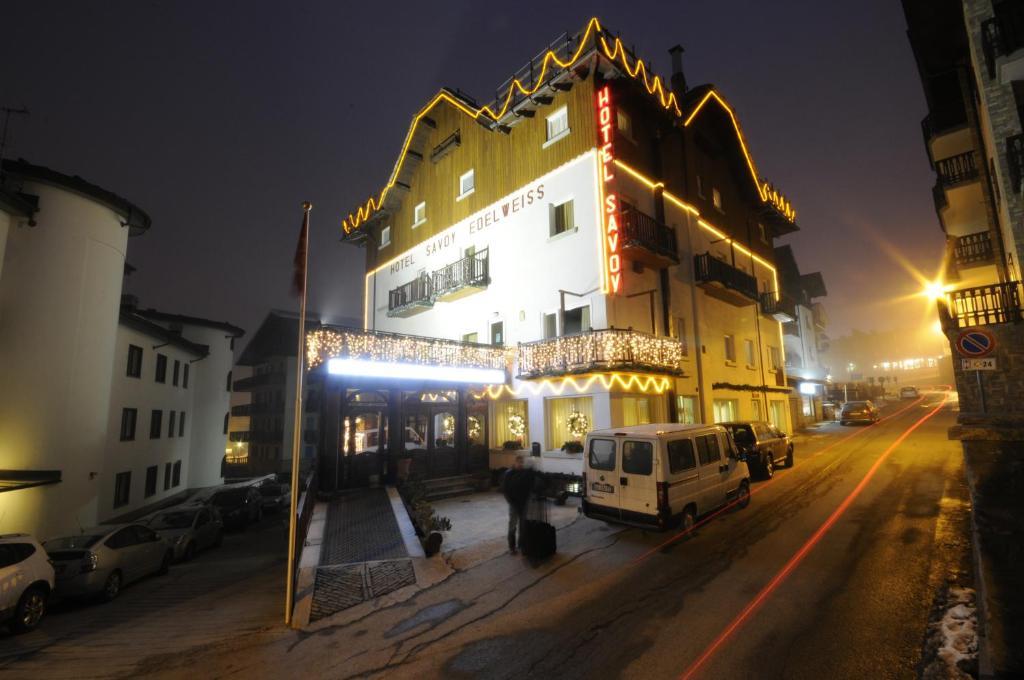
[956,328,996,357]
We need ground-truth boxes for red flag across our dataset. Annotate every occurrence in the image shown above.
[292,203,311,296]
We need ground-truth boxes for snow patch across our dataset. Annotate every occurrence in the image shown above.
[923,586,978,679]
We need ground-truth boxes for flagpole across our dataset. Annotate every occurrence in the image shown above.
[285,201,312,626]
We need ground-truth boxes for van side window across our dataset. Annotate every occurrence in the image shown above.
[622,441,653,475]
[668,439,697,474]
[589,438,617,471]
[705,434,722,463]
[696,434,721,466]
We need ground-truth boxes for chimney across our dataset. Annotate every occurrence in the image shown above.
[668,45,687,99]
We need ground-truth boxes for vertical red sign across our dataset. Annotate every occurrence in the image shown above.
[597,85,621,294]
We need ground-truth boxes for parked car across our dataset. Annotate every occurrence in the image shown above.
[581,424,751,531]
[839,400,881,425]
[256,481,291,512]
[900,386,920,399]
[145,505,223,561]
[0,534,54,633]
[720,421,793,479]
[45,524,172,601]
[204,486,263,529]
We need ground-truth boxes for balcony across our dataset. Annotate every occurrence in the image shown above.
[433,247,489,301]
[620,207,678,267]
[982,1,1024,78]
[516,328,686,379]
[939,281,1023,330]
[953,231,996,269]
[694,253,758,306]
[387,274,434,318]
[229,431,250,443]
[935,150,979,188]
[232,372,285,391]
[759,293,797,323]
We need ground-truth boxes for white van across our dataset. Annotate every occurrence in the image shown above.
[582,424,751,531]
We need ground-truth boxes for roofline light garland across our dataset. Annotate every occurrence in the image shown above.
[340,16,795,235]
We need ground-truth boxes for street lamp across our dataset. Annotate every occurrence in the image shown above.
[923,280,952,301]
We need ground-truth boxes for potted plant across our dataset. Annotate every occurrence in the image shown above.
[561,441,584,454]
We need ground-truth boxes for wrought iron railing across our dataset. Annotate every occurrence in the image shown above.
[388,274,433,313]
[306,325,507,371]
[935,150,979,187]
[516,328,685,379]
[759,293,797,321]
[953,231,996,268]
[694,253,759,301]
[939,281,1023,329]
[433,248,489,296]
[621,208,678,260]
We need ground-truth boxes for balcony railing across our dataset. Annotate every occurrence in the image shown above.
[1008,134,1024,194]
[759,293,797,323]
[516,328,686,379]
[620,207,678,266]
[306,325,507,373]
[953,231,996,268]
[935,150,979,187]
[694,253,759,305]
[939,281,1023,329]
[982,1,1024,78]
[433,248,489,300]
[388,273,434,317]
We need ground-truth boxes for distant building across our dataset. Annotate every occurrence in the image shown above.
[0,159,243,540]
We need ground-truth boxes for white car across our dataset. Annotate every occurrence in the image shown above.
[900,386,920,399]
[0,534,55,633]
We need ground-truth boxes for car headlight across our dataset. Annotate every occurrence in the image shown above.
[81,552,98,573]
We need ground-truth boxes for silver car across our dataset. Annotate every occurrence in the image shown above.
[45,524,172,601]
[146,505,223,562]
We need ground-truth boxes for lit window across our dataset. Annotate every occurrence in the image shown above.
[712,399,738,423]
[458,169,475,199]
[724,335,736,363]
[545,396,593,450]
[744,339,756,366]
[550,199,575,236]
[676,396,697,424]
[713,188,724,212]
[616,109,632,139]
[768,346,782,370]
[462,332,478,343]
[413,202,426,228]
[380,226,391,248]
[696,175,706,198]
[545,106,569,143]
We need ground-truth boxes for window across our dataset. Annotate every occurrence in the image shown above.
[549,199,575,236]
[546,396,594,449]
[226,370,233,392]
[696,175,706,198]
[127,345,143,378]
[752,399,763,421]
[676,396,697,424]
[724,335,736,363]
[168,411,177,438]
[412,201,426,227]
[622,441,653,475]
[543,312,558,339]
[164,462,172,490]
[462,332,478,343]
[150,409,163,439]
[172,461,182,487]
[668,438,697,474]
[744,339,756,367]
[563,305,590,335]
[712,399,738,423]
[769,401,787,431]
[458,169,475,199]
[183,363,189,389]
[673,317,689,356]
[490,399,528,448]
[120,408,137,441]
[223,412,229,435]
[712,188,724,212]
[490,321,504,346]
[172,360,180,386]
[758,222,769,243]
[380,226,391,248]
[768,346,782,371]
[0,543,36,568]
[621,396,652,426]
[144,465,158,498]
[545,106,569,143]
[106,527,135,549]
[696,434,721,466]
[155,354,167,383]
[588,438,616,471]
[179,411,186,437]
[616,108,632,139]
[114,471,131,508]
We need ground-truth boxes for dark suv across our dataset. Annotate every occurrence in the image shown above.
[205,486,263,529]
[721,421,794,480]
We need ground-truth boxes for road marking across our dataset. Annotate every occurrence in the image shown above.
[678,392,950,680]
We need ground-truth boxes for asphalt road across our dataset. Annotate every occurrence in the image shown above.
[1,391,970,679]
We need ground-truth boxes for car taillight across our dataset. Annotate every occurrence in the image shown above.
[657,481,669,513]
[581,471,587,497]
[80,552,98,573]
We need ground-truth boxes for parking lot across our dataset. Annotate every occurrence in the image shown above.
[0,507,286,679]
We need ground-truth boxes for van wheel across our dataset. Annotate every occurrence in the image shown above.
[736,481,751,510]
[11,586,47,633]
[679,507,696,537]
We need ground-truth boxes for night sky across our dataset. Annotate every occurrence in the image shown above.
[0,0,942,349]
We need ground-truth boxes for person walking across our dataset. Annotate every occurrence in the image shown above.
[501,455,533,554]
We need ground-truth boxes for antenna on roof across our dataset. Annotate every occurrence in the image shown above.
[0,106,29,183]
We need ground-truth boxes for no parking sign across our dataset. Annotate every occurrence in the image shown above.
[955,328,996,358]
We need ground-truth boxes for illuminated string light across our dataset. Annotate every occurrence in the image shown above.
[340,17,796,235]
[481,373,673,399]
[307,328,507,371]
[517,328,684,378]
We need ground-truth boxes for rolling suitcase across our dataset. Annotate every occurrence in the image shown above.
[521,496,556,560]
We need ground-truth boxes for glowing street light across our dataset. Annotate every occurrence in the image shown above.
[923,280,952,301]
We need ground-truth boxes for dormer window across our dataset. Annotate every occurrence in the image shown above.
[458,169,475,200]
[544,106,570,147]
[412,201,426,228]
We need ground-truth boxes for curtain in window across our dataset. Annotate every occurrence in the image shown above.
[712,399,738,423]
[769,400,787,430]
[621,396,652,426]
[677,396,697,424]
[546,396,594,449]
[489,400,528,448]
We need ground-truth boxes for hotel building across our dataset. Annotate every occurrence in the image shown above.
[311,19,805,486]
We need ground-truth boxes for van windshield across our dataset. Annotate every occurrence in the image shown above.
[588,438,616,471]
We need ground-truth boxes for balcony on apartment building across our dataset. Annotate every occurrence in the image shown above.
[620,206,678,267]
[952,231,997,269]
[516,328,686,379]
[982,1,1024,81]
[388,248,490,317]
[232,372,285,391]
[939,281,1024,330]
[694,253,759,306]
[759,292,797,323]
[932,150,987,237]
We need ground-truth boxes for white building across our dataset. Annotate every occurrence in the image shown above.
[0,159,243,540]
